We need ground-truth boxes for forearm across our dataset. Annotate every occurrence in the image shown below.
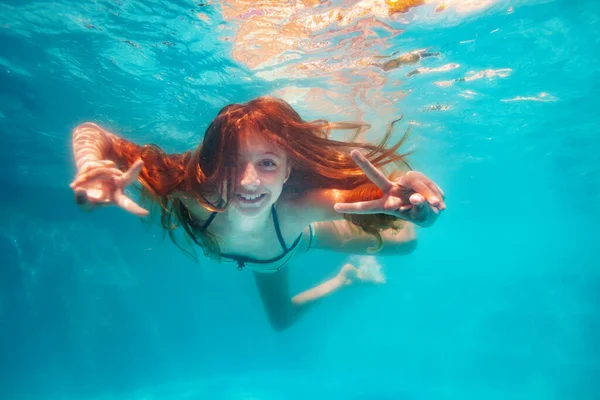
[291,273,347,308]
[309,220,417,255]
[298,170,409,225]
[72,122,116,170]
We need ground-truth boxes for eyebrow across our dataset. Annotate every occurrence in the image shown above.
[237,151,283,158]
[263,151,282,157]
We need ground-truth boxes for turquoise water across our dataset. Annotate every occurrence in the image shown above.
[0,0,599,399]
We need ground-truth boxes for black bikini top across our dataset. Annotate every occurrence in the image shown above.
[201,205,303,272]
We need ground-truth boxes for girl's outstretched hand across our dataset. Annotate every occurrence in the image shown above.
[334,150,445,227]
[69,159,149,217]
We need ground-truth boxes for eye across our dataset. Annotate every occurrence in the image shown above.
[258,159,277,169]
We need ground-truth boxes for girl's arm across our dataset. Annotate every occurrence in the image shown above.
[293,150,445,229]
[303,220,417,255]
[72,122,139,169]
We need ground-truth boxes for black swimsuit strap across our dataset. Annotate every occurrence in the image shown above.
[202,211,218,230]
[221,233,302,266]
[199,199,224,231]
[195,204,301,271]
[204,206,288,252]
[271,205,288,251]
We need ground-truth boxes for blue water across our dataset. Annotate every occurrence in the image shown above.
[1,0,599,399]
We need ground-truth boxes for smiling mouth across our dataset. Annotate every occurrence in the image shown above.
[236,193,266,203]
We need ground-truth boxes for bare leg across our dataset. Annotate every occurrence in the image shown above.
[253,261,384,332]
[253,267,298,332]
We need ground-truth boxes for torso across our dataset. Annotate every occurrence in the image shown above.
[177,193,308,273]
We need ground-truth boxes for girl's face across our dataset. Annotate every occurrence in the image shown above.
[230,133,290,218]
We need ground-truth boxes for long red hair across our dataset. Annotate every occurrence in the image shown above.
[109,96,412,258]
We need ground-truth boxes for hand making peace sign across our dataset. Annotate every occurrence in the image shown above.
[334,150,446,227]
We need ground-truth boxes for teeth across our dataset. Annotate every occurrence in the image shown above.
[240,194,262,200]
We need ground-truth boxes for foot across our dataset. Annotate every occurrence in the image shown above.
[339,262,386,286]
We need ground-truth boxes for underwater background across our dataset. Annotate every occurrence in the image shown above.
[0,0,599,399]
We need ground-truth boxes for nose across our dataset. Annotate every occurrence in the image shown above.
[240,163,260,188]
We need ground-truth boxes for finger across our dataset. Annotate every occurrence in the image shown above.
[350,150,393,192]
[116,159,144,188]
[114,191,149,217]
[334,199,386,214]
[424,180,446,209]
[403,172,446,209]
[402,176,441,207]
[70,168,122,188]
[71,168,122,188]
[408,172,444,199]
[409,193,425,205]
[436,183,445,198]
